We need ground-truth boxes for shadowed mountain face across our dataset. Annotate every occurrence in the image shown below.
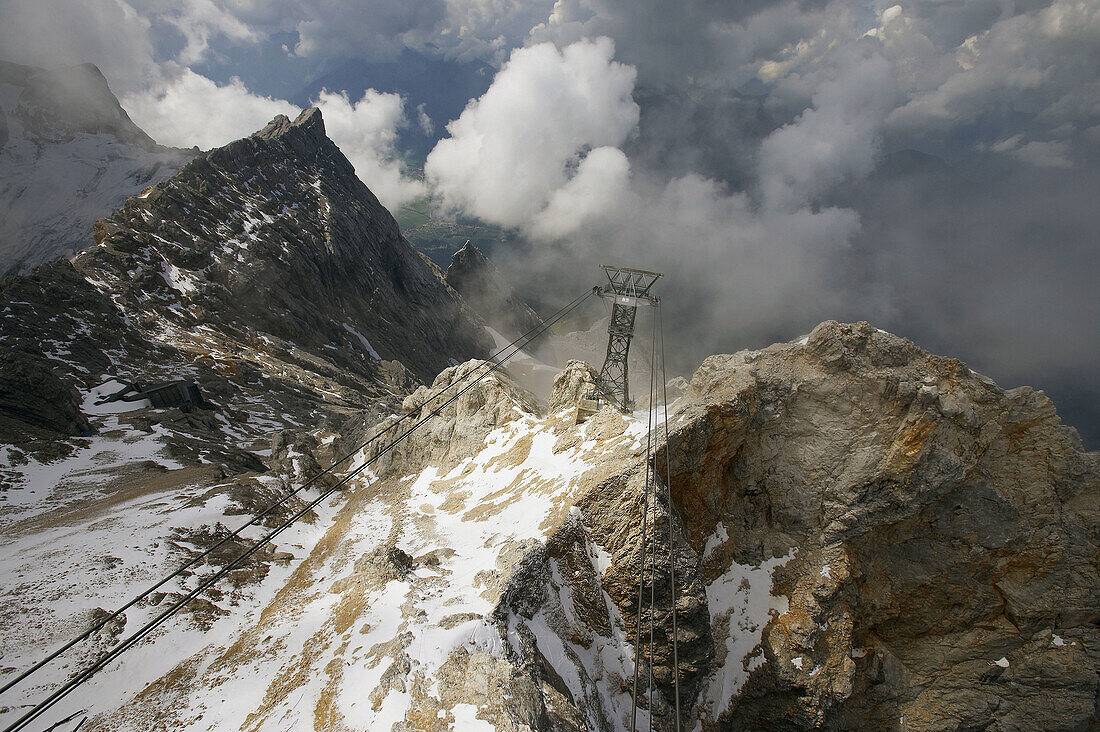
[445,241,544,342]
[80,107,489,384]
[0,107,489,450]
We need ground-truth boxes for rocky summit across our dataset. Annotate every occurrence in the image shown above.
[445,240,545,345]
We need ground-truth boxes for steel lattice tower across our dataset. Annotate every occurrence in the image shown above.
[594,266,661,411]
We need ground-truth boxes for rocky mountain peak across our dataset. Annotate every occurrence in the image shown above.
[75,107,489,385]
[254,106,325,143]
[6,60,158,151]
[445,240,545,347]
[2,304,1096,730]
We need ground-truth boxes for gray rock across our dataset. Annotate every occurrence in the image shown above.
[0,349,93,441]
[495,320,1099,731]
[445,240,546,349]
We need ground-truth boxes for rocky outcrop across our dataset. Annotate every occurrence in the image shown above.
[10,62,160,150]
[3,106,494,461]
[518,320,1099,731]
[445,241,545,345]
[0,349,93,441]
[547,359,599,415]
[362,358,540,477]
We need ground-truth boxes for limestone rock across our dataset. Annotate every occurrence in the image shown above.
[367,358,540,477]
[493,320,1098,731]
[665,321,1098,729]
[547,360,599,415]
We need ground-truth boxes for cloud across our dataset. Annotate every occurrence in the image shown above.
[292,0,447,61]
[311,88,429,205]
[122,69,288,149]
[883,0,1100,141]
[123,70,426,208]
[153,0,260,65]
[0,0,157,94]
[990,135,1074,168]
[758,48,897,210]
[424,37,638,226]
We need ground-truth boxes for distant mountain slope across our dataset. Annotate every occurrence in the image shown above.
[0,60,196,276]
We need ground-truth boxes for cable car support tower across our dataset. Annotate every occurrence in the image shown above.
[593,265,661,412]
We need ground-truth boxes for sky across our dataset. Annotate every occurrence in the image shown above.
[1,0,1097,446]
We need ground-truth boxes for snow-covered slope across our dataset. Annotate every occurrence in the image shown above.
[0,61,194,276]
[3,324,1097,731]
[0,105,494,730]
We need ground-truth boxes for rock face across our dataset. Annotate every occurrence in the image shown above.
[4,315,1096,730]
[81,107,489,384]
[547,359,599,415]
[1,106,490,462]
[81,355,655,732]
[445,241,545,344]
[0,349,93,440]
[0,107,494,730]
[0,60,195,276]
[518,320,1098,731]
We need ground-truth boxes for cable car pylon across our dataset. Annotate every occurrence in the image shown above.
[593,265,662,412]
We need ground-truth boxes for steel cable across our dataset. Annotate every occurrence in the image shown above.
[1,290,593,732]
[660,304,682,731]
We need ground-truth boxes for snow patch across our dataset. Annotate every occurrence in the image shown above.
[160,261,199,295]
[703,521,729,560]
[342,322,381,359]
[699,548,797,718]
[453,703,496,730]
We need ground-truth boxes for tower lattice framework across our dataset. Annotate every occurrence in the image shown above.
[593,265,661,411]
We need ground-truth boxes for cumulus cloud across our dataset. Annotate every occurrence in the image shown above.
[758,48,897,210]
[153,0,260,65]
[122,69,288,149]
[312,88,428,205]
[424,36,864,357]
[123,70,426,208]
[883,0,1100,144]
[424,37,638,226]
